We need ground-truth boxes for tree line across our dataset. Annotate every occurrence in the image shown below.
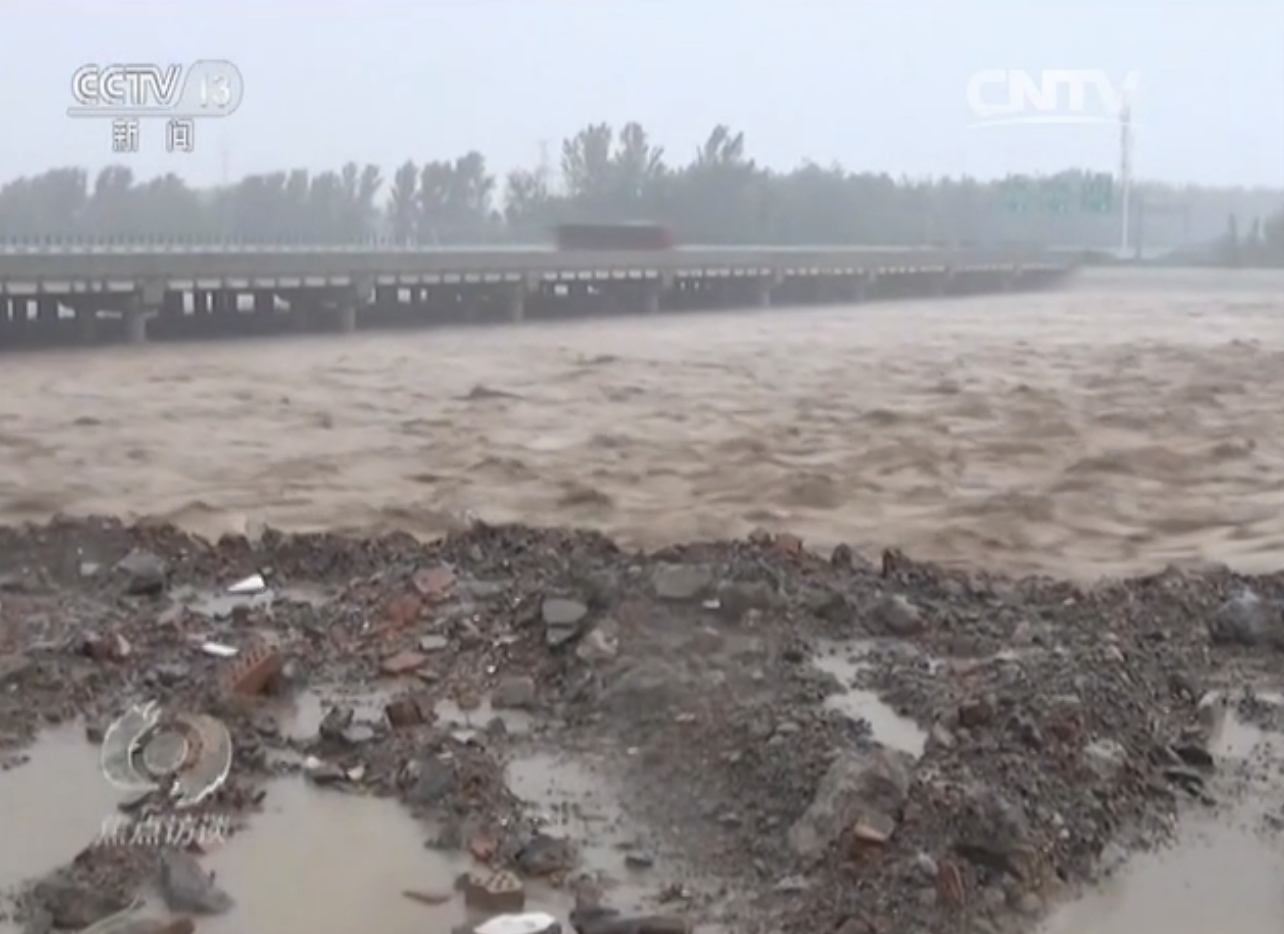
[2,122,1281,256]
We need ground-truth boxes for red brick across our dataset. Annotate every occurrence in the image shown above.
[774,532,804,556]
[386,594,422,628]
[462,871,525,913]
[412,565,456,601]
[385,696,428,728]
[222,642,284,696]
[381,649,428,676]
[936,858,966,909]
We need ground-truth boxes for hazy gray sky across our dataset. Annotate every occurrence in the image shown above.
[2,0,1282,188]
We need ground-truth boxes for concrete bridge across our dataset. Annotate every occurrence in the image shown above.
[0,242,1078,349]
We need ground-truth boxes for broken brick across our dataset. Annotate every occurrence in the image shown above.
[83,632,131,662]
[386,593,422,629]
[468,830,497,863]
[773,532,804,557]
[385,696,429,728]
[936,858,966,909]
[412,565,456,601]
[462,870,525,913]
[851,816,894,845]
[223,642,284,696]
[381,649,429,676]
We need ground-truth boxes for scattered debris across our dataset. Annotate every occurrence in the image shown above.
[2,518,1284,934]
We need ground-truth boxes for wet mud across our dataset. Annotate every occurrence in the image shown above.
[3,517,1284,934]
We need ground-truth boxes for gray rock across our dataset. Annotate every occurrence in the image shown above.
[953,784,1032,873]
[515,832,577,875]
[419,634,450,652]
[404,755,456,806]
[715,581,776,621]
[493,675,538,710]
[575,626,619,664]
[341,724,376,744]
[870,594,925,636]
[1208,590,1284,648]
[147,663,191,685]
[0,653,32,686]
[787,746,912,859]
[114,548,167,596]
[158,849,234,914]
[651,564,713,602]
[30,878,130,930]
[1083,738,1128,782]
[573,914,687,934]
[600,659,682,714]
[543,597,589,646]
[543,597,589,627]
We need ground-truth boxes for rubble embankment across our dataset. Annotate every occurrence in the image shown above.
[1,517,1283,934]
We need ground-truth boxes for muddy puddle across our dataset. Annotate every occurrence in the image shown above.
[1040,816,1284,933]
[506,751,653,896]
[1,722,685,933]
[0,726,125,912]
[1043,695,1284,933]
[169,581,332,622]
[810,643,927,757]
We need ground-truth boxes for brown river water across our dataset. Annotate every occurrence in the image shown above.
[3,265,1284,934]
[2,265,1283,579]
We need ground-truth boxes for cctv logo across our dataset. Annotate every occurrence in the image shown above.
[99,700,233,808]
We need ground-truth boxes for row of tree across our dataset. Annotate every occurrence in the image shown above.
[2,122,1282,255]
[1210,214,1284,267]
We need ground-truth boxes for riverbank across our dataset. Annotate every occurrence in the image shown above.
[2,516,1284,934]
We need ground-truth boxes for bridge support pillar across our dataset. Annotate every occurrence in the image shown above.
[124,309,148,345]
[76,306,98,344]
[506,283,526,323]
[642,279,662,315]
[336,302,357,333]
[850,274,873,303]
[933,270,955,297]
[754,277,773,308]
[162,291,184,319]
[128,279,164,345]
[37,297,58,325]
[253,291,274,315]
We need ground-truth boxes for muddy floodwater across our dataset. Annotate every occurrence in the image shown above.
[1041,818,1284,934]
[0,717,664,934]
[0,267,1282,579]
[3,267,1284,934]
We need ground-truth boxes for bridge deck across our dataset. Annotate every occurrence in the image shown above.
[0,245,1075,294]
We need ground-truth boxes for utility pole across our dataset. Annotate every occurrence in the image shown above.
[537,138,552,192]
[1118,95,1134,256]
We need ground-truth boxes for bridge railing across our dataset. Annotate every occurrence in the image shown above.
[0,236,469,254]
[0,235,1078,256]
